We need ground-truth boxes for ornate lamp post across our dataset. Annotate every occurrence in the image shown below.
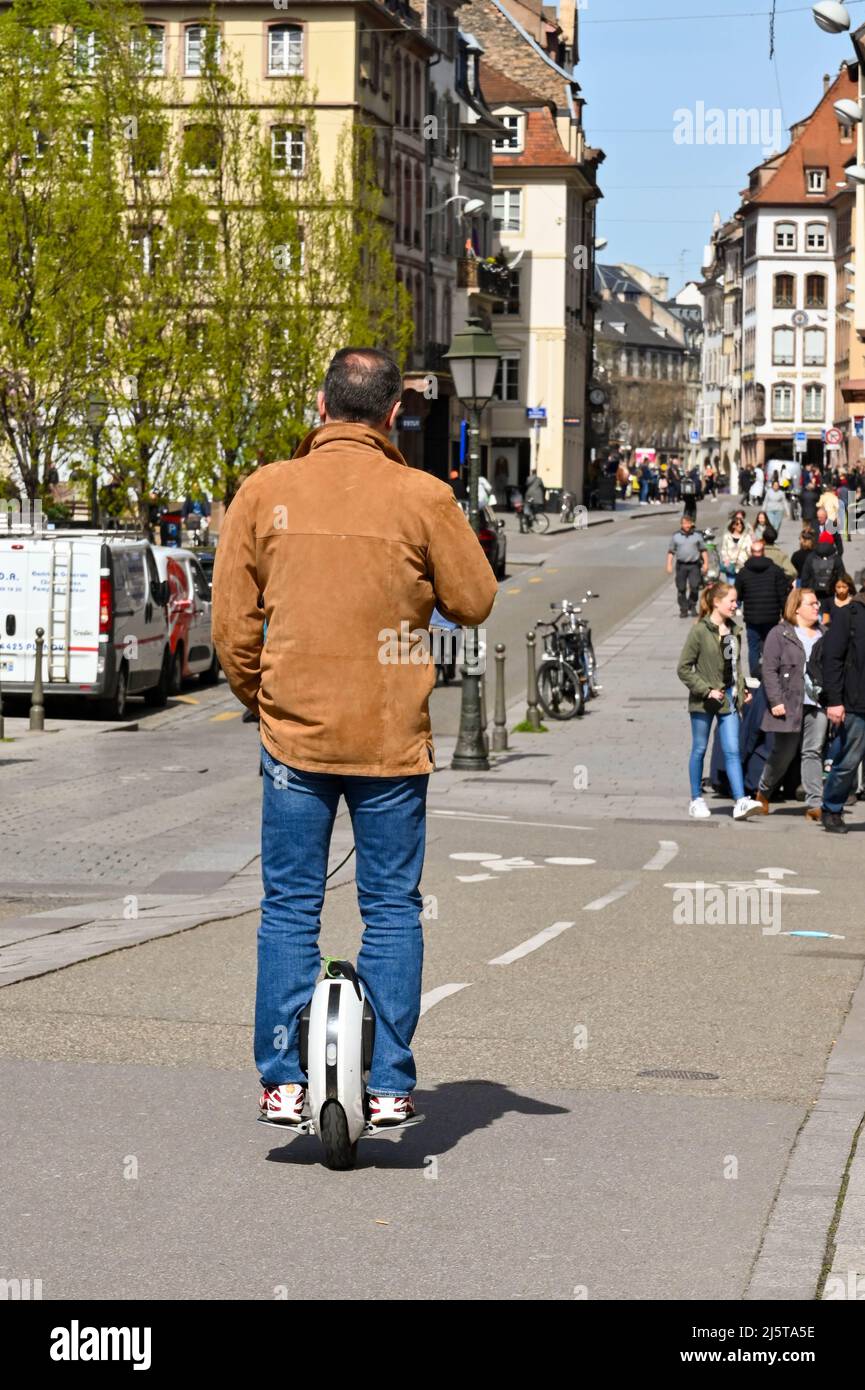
[86,391,108,527]
[444,317,501,770]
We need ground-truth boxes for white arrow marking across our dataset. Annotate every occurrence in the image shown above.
[644,841,679,871]
[456,873,495,883]
[756,867,798,879]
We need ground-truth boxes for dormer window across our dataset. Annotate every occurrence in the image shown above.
[493,115,524,153]
[806,168,826,194]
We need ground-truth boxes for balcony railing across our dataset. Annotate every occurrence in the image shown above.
[456,257,510,298]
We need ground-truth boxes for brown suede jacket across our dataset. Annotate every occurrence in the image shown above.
[212,421,498,776]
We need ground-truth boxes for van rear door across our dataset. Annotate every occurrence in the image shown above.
[0,535,101,689]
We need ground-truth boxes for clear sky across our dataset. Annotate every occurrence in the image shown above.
[576,0,865,292]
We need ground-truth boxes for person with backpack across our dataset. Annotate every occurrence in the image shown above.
[735,536,791,675]
[681,471,698,521]
[761,523,797,581]
[753,588,827,822]
[800,538,844,619]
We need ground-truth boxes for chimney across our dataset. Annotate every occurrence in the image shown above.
[823,72,830,95]
[559,0,576,51]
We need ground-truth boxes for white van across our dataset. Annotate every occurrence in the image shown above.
[151,546,220,691]
[0,529,171,719]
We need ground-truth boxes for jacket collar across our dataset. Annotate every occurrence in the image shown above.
[291,421,408,466]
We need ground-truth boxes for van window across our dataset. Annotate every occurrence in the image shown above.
[125,552,146,607]
[190,560,210,600]
[144,547,161,598]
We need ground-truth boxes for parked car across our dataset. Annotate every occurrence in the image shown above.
[196,549,217,591]
[0,528,171,719]
[459,501,507,579]
[152,546,220,692]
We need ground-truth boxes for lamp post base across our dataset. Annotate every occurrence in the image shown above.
[451,663,490,771]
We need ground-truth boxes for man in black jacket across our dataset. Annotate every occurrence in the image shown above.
[735,536,791,675]
[821,591,865,833]
[801,539,844,614]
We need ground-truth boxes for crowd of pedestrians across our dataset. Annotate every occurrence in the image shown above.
[673,468,865,833]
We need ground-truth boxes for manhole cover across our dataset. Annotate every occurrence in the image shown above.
[638,1068,719,1081]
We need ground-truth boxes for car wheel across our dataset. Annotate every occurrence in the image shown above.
[168,646,183,695]
[145,650,172,707]
[96,662,129,721]
[199,649,221,686]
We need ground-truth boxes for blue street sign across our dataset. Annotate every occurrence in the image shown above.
[689,430,700,444]
[795,431,807,443]
[459,419,467,463]
[526,407,547,421]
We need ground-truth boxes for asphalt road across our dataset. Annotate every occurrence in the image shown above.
[2,494,863,1302]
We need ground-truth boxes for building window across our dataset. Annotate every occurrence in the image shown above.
[772,384,794,421]
[78,125,94,167]
[773,273,795,309]
[774,221,796,252]
[184,228,217,277]
[271,126,305,176]
[183,124,220,175]
[185,24,220,76]
[803,383,825,421]
[129,226,161,276]
[394,53,402,125]
[20,129,49,172]
[493,115,523,152]
[74,29,98,74]
[805,274,826,308]
[772,327,795,366]
[492,188,521,233]
[744,221,757,260]
[803,327,826,365]
[130,119,166,176]
[268,24,303,77]
[492,269,521,317]
[130,24,165,75]
[805,222,827,253]
[806,168,826,194]
[840,120,854,144]
[494,354,520,401]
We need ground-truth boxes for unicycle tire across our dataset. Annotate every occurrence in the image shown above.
[319,1101,357,1170]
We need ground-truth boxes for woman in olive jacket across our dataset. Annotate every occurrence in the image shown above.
[677,581,763,821]
[754,587,827,820]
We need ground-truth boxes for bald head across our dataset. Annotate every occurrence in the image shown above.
[319,347,403,431]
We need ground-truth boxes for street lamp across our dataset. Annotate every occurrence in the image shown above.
[444,317,502,533]
[444,317,501,772]
[812,2,851,32]
[86,390,108,527]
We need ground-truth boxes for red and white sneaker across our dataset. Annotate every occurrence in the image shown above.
[367,1093,415,1126]
[259,1083,306,1124]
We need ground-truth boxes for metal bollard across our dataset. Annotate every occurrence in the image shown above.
[526,630,541,730]
[480,668,489,756]
[451,626,490,771]
[29,626,45,732]
[493,643,508,751]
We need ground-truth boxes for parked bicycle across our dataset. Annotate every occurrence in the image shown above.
[514,498,550,534]
[535,592,600,720]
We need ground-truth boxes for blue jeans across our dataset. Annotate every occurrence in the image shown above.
[823,712,865,813]
[689,690,745,801]
[257,747,428,1096]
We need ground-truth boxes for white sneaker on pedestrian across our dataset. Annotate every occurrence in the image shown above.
[689,797,711,819]
[733,797,764,821]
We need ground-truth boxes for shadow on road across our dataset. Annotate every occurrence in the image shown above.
[263,1079,568,1170]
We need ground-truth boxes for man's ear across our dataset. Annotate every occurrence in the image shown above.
[384,398,402,433]
[317,389,327,424]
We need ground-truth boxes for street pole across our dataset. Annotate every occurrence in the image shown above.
[467,405,480,534]
[90,431,101,528]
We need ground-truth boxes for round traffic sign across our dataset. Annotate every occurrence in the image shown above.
[826,427,843,446]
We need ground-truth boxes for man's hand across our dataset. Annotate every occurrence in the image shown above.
[827,704,846,725]
[744,691,752,704]
[666,556,673,575]
[771,703,786,717]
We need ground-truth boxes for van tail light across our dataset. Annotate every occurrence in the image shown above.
[99,576,112,633]
[478,527,495,549]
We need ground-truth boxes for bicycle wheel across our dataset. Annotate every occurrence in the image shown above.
[581,640,600,698]
[533,511,550,534]
[536,658,584,720]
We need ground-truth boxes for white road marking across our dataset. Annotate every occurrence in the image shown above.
[544,857,596,866]
[627,542,645,551]
[643,840,679,871]
[420,983,471,1016]
[489,920,576,966]
[457,873,495,883]
[583,881,638,911]
[431,810,593,831]
[450,851,500,861]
